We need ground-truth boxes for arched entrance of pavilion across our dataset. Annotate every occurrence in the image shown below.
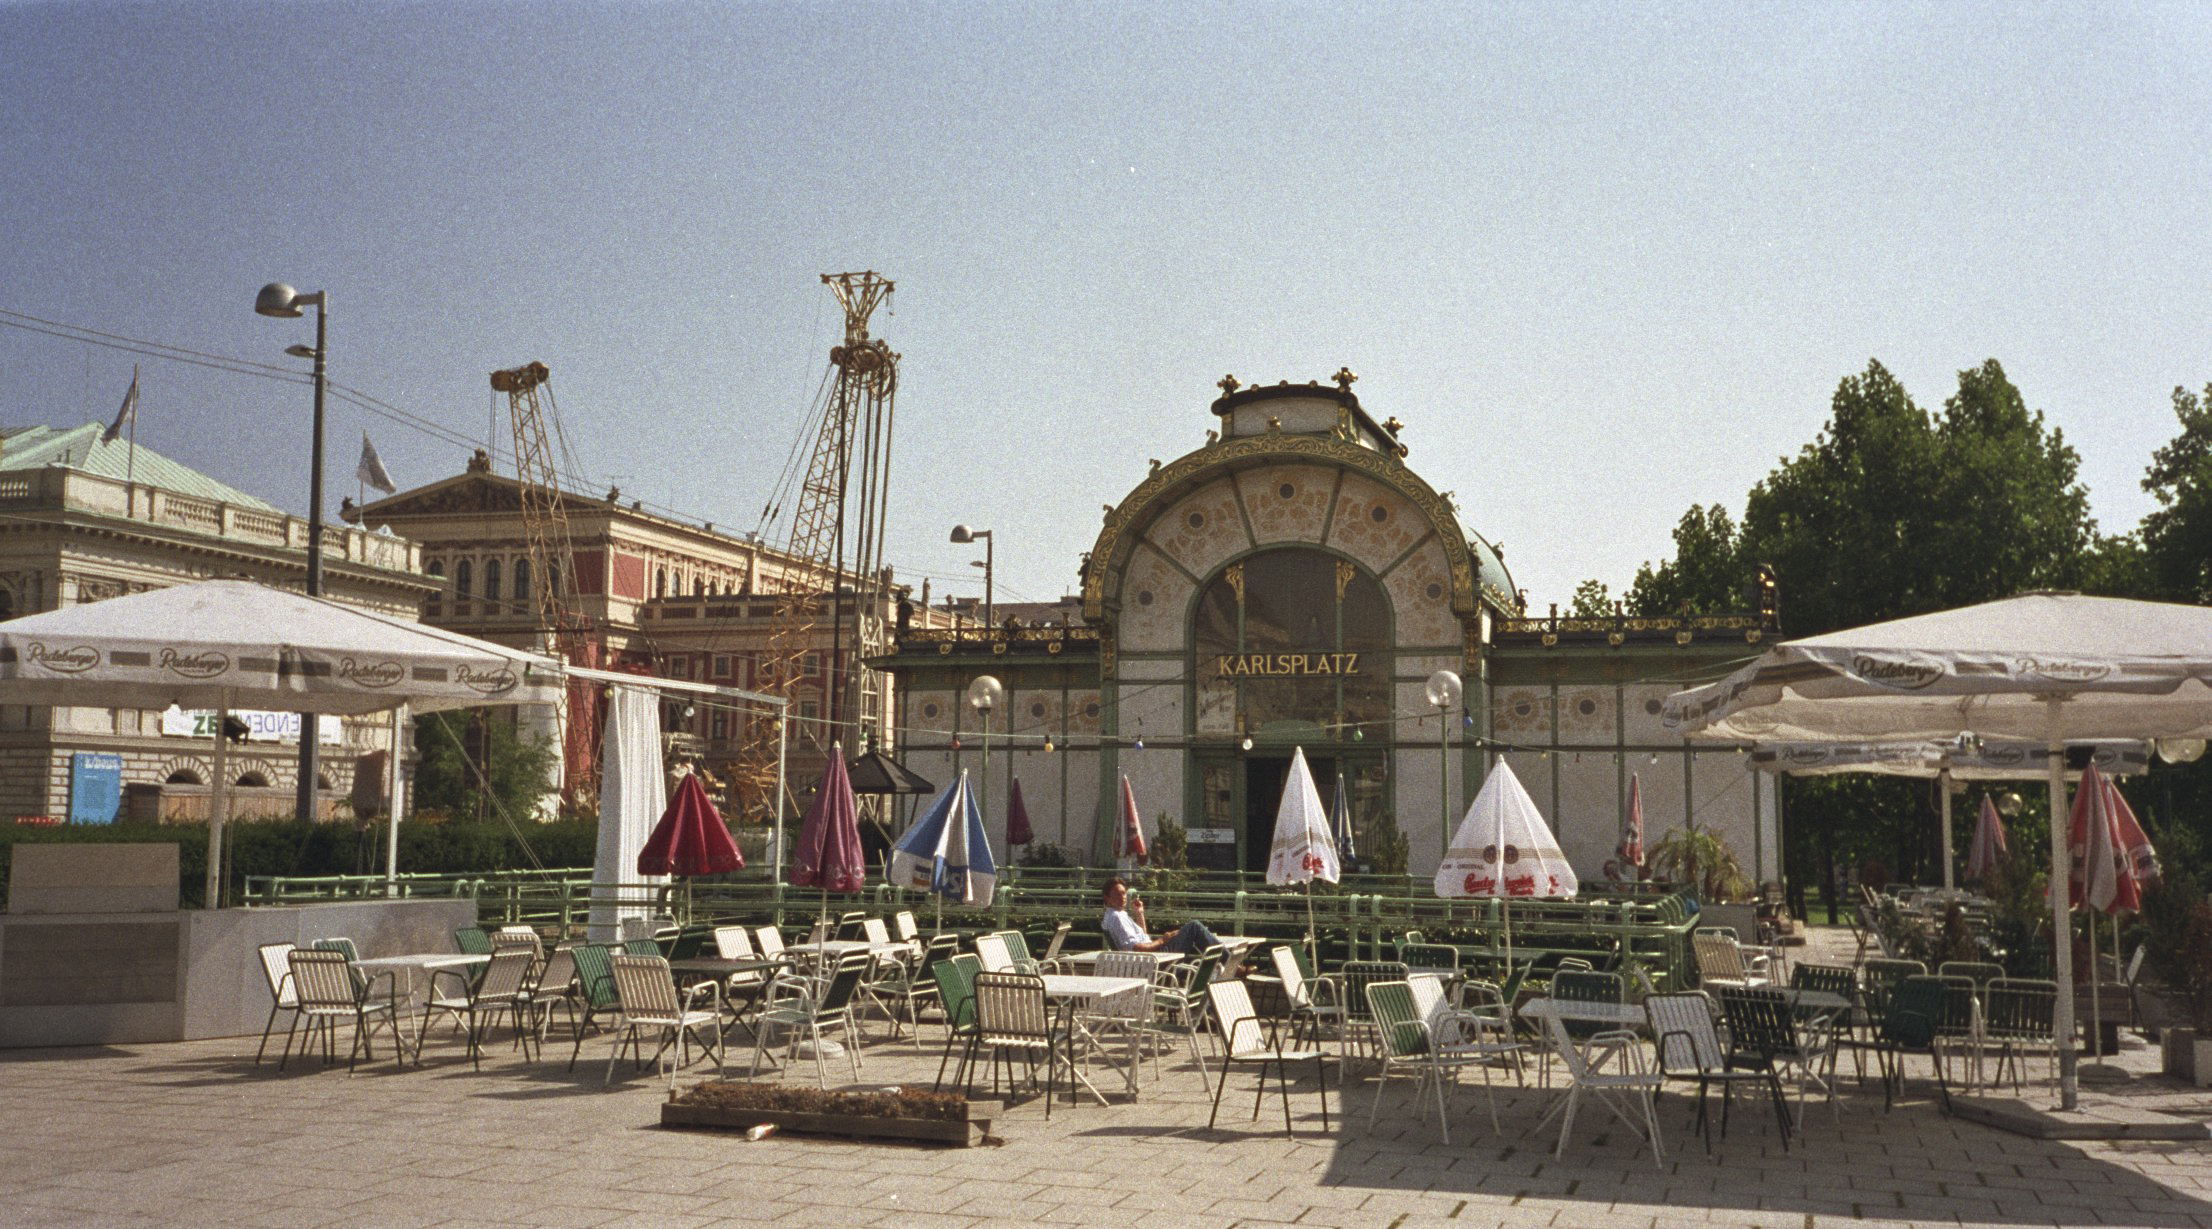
[1186,546,1394,872]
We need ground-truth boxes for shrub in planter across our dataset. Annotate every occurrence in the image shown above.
[2141,875,2212,1085]
[662,1081,988,1145]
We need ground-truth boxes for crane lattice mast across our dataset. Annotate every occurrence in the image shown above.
[491,360,601,803]
[731,271,898,822]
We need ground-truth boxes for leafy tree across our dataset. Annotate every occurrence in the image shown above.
[1567,578,1612,617]
[1626,504,1743,616]
[2141,383,2212,604]
[1630,359,2096,636]
[1629,359,2107,906]
[413,710,559,824]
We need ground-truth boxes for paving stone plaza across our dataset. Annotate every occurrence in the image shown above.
[5,929,2210,1229]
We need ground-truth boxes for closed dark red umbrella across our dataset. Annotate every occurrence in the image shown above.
[792,742,866,894]
[638,772,744,877]
[1006,777,1034,846]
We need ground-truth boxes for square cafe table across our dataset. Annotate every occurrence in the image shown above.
[1041,973,1152,1103]
[349,953,490,1063]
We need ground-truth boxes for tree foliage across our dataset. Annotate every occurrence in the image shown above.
[413,710,559,824]
[1629,359,2099,636]
[2141,383,2212,605]
[1566,578,1612,618]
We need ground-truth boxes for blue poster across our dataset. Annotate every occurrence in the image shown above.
[69,752,123,825]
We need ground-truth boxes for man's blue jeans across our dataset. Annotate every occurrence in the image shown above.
[1159,919,1223,954]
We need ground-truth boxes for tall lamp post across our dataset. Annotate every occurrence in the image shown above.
[1426,670,1462,864]
[967,674,1002,830]
[949,524,993,626]
[256,282,328,826]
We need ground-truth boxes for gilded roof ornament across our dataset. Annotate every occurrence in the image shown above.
[1332,366,1358,392]
[1217,374,1241,395]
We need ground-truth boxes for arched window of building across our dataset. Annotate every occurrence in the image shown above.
[656,568,668,598]
[235,770,270,787]
[165,769,202,785]
[483,559,502,604]
[455,559,473,598]
[425,558,446,590]
[1191,548,1392,737]
[512,559,532,605]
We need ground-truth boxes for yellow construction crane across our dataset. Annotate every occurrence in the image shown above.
[730,272,899,822]
[490,360,602,804]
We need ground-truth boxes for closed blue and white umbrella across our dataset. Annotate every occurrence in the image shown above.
[889,769,998,909]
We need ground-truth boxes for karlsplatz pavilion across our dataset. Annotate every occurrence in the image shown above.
[883,376,1783,883]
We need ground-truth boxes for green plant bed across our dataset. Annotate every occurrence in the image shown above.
[661,1081,989,1146]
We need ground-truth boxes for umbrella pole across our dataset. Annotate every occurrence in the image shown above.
[2046,705,2078,1111]
[1939,767,1955,893]
[1304,882,1317,967]
[206,696,230,910]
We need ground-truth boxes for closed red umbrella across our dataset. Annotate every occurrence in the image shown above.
[1117,775,1147,864]
[1966,793,2009,884]
[1005,777,1034,846]
[1618,773,1646,874]
[637,772,744,876]
[792,742,866,894]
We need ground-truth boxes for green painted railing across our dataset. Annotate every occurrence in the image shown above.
[242,866,1701,987]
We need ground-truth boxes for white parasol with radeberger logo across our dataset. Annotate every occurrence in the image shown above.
[1662,591,2212,1112]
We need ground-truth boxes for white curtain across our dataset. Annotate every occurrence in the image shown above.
[590,684,666,941]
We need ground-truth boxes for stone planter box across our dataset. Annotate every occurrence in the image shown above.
[2163,1027,2212,1088]
[660,1085,990,1146]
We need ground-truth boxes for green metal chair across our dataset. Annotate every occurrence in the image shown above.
[931,952,982,1092]
[565,943,621,1072]
[1336,959,1410,1064]
[1981,977,2059,1093]
[1875,974,1955,1112]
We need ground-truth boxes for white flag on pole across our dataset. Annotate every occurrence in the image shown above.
[356,432,397,494]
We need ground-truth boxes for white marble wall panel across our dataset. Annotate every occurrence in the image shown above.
[1555,756,1626,873]
[1064,691,1103,736]
[1489,686,1554,744]
[1116,546,1198,653]
[1146,479,1250,584]
[1236,463,1336,545]
[908,687,959,736]
[1379,538,1458,646]
[1120,752,1187,846]
[1325,475,1425,566]
[1621,685,1677,744]
[1554,686,1619,746]
[1396,749,1445,875]
[1008,690,1063,745]
[1115,687,1181,748]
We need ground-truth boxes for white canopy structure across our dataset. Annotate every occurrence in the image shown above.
[1664,592,2212,1110]
[0,580,565,904]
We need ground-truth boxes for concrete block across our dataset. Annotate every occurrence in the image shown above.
[8,843,178,914]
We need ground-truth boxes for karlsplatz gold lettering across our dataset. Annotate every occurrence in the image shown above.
[1215,652,1361,678]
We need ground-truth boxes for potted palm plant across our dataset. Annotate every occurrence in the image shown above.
[2142,876,2212,1085]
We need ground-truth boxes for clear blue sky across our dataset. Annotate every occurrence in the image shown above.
[5,2,2208,614]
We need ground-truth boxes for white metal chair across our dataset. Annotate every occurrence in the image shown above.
[974,932,1016,974]
[281,948,404,1073]
[1209,978,1330,1136]
[606,953,724,1089]
[750,953,870,1087]
[1366,978,1513,1140]
[254,941,300,1065]
[1540,1010,1665,1168]
[426,947,538,1070]
[1648,990,1776,1154]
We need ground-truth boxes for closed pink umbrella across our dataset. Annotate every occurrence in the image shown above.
[1116,775,1147,864]
[1965,793,2009,884]
[1006,777,1035,847]
[792,741,866,895]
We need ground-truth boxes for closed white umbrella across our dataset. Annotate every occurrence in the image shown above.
[1266,747,1338,959]
[1435,760,1577,970]
[1665,591,2212,1110]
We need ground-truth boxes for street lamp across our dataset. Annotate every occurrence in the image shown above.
[967,674,1003,831]
[256,281,328,827]
[949,524,993,626]
[1426,669,1463,862]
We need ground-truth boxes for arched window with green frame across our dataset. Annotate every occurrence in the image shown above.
[1191,548,1391,742]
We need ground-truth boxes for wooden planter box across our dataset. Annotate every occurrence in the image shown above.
[660,1096,991,1146]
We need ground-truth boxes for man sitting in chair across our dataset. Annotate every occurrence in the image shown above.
[1101,876,1224,953]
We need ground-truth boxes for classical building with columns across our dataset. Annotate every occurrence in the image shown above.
[883,376,1784,884]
